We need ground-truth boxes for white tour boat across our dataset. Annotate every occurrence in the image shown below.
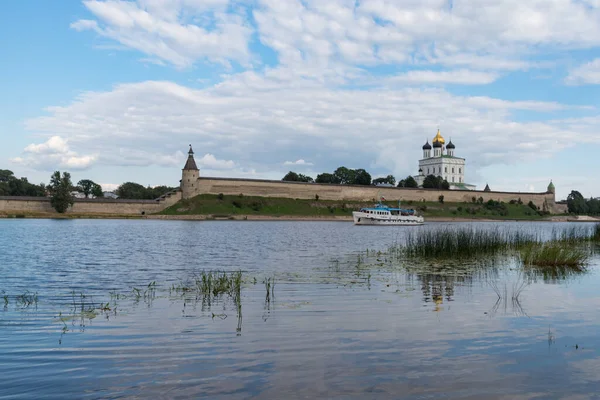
[352,202,424,226]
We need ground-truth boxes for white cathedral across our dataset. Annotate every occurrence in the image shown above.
[414,129,476,190]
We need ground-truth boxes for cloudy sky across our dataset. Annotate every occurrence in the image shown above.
[2,0,600,199]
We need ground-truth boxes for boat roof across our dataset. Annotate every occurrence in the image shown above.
[361,203,415,212]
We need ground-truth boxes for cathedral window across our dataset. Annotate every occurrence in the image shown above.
[452,168,454,173]
[459,168,462,174]
[445,167,447,173]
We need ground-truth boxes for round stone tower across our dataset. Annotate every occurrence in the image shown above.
[181,144,199,199]
[547,180,555,194]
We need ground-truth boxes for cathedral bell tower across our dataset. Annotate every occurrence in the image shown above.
[181,144,199,199]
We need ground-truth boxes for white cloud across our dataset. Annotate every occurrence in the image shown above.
[388,69,499,85]
[72,0,252,68]
[11,136,98,170]
[565,59,600,85]
[99,183,119,191]
[252,0,600,79]
[23,79,600,183]
[284,159,313,166]
[197,153,236,169]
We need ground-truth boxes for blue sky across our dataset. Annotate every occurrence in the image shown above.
[1,0,600,199]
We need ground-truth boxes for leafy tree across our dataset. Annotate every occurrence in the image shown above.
[438,195,444,203]
[283,171,313,183]
[567,190,588,214]
[422,175,438,189]
[148,185,176,198]
[92,184,104,198]
[404,176,418,188]
[423,175,450,190]
[48,171,74,213]
[315,173,337,184]
[333,167,356,184]
[373,175,396,186]
[282,171,299,182]
[0,170,46,197]
[397,179,405,187]
[116,182,175,199]
[77,179,103,198]
[353,169,372,185]
[0,169,14,182]
[116,182,148,199]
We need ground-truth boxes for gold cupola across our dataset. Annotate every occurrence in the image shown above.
[432,129,445,146]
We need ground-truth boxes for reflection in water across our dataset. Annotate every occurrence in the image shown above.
[2,220,600,399]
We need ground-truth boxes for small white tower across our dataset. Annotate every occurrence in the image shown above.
[446,139,455,157]
[422,140,432,158]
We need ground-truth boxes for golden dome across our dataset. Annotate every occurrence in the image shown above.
[433,129,445,145]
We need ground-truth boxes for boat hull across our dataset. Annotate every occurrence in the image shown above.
[352,212,424,226]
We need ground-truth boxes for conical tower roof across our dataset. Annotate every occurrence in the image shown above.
[547,180,555,193]
[183,144,198,170]
[484,183,491,192]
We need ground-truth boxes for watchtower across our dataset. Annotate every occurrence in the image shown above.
[181,144,199,199]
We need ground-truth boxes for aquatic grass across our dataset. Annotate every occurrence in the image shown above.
[192,270,243,298]
[16,291,38,308]
[390,224,600,262]
[519,241,588,269]
[397,227,538,259]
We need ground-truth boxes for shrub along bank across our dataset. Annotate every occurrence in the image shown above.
[160,194,548,220]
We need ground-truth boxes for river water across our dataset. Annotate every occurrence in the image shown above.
[1,219,600,399]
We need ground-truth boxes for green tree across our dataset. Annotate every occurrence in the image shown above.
[92,184,104,198]
[315,173,337,184]
[282,171,314,183]
[49,171,74,213]
[297,174,314,183]
[77,179,103,198]
[0,169,14,182]
[422,175,449,190]
[422,175,439,189]
[282,171,299,181]
[567,190,588,214]
[0,171,46,197]
[116,182,148,199]
[353,169,372,185]
[404,176,418,188]
[373,175,396,186]
[333,167,356,184]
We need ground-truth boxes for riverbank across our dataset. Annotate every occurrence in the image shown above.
[159,193,556,220]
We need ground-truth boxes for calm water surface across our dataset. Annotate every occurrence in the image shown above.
[1,219,600,399]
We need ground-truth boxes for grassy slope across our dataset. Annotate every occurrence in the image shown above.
[160,194,546,220]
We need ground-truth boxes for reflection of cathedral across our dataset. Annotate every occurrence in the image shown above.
[415,129,476,190]
[418,273,472,312]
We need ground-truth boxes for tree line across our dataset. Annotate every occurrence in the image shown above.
[567,191,600,215]
[282,167,450,189]
[2,169,176,213]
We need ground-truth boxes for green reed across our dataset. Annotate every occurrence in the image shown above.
[520,241,589,269]
[393,224,600,261]
[397,227,538,259]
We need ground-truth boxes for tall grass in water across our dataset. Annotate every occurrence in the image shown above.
[520,241,588,270]
[399,227,537,259]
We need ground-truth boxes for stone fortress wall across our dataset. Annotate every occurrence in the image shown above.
[188,177,558,212]
[0,190,182,216]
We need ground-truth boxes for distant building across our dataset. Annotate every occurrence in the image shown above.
[103,191,118,199]
[71,191,86,199]
[414,129,476,190]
